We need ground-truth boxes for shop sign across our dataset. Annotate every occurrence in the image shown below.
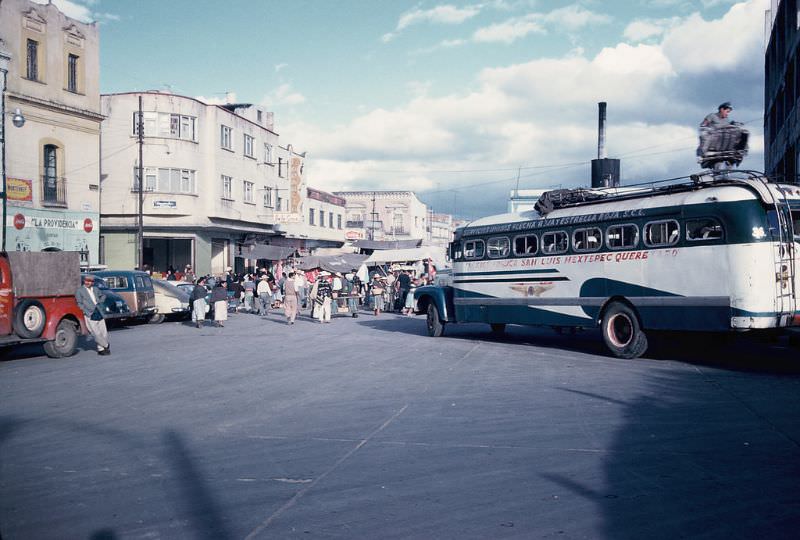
[5,207,100,265]
[345,230,363,240]
[7,178,33,202]
[153,200,177,209]
[273,212,302,223]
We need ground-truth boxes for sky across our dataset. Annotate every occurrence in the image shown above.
[45,0,772,219]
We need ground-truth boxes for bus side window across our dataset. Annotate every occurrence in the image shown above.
[606,224,639,250]
[644,219,680,247]
[686,218,724,241]
[487,237,510,258]
[513,234,538,256]
[573,227,602,252]
[463,240,485,260]
[542,231,568,254]
[449,243,463,261]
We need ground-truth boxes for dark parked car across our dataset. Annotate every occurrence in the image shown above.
[80,275,132,321]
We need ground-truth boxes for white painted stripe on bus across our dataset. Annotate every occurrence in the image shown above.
[453,296,730,307]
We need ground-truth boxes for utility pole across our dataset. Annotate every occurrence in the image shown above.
[137,95,144,270]
[370,191,377,241]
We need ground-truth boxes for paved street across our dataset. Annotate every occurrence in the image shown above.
[1,309,800,539]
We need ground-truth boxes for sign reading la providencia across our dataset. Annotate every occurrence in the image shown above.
[5,206,100,264]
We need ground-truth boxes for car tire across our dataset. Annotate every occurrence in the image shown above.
[426,303,445,337]
[43,319,78,358]
[148,313,166,324]
[601,302,648,359]
[14,299,46,339]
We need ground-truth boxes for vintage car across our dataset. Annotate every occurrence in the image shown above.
[150,279,190,324]
[92,270,157,322]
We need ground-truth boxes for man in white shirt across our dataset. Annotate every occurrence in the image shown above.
[256,276,272,316]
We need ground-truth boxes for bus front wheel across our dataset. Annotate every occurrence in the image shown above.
[601,302,648,359]
[427,303,445,337]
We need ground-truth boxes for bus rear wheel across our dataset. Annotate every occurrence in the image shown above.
[427,303,445,337]
[601,302,648,359]
[490,323,506,335]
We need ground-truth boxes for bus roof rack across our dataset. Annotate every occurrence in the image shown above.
[532,170,770,217]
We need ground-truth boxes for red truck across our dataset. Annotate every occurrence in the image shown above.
[0,251,87,358]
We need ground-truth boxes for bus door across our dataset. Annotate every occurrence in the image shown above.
[768,193,796,322]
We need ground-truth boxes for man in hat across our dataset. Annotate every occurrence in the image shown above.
[256,275,272,316]
[315,272,334,323]
[700,102,737,131]
[75,274,110,355]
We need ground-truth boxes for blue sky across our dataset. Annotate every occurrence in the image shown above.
[51,0,771,218]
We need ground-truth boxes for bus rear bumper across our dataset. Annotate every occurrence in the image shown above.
[731,314,797,329]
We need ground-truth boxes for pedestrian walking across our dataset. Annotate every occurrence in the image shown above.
[210,282,229,327]
[343,272,359,317]
[315,272,333,323]
[283,271,299,324]
[190,277,208,328]
[369,274,385,316]
[242,274,255,312]
[257,276,271,315]
[75,274,110,355]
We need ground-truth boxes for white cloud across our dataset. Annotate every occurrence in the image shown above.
[472,4,612,44]
[274,63,289,73]
[261,84,306,107]
[285,0,766,217]
[624,20,667,41]
[473,15,546,43]
[661,0,768,73]
[32,0,118,24]
[383,4,481,42]
[195,92,238,105]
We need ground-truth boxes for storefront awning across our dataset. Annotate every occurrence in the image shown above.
[245,244,296,260]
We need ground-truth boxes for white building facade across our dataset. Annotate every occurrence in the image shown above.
[100,92,306,275]
[1,0,102,263]
[336,190,429,242]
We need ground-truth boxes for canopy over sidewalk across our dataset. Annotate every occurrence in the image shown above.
[364,246,446,267]
[296,253,369,273]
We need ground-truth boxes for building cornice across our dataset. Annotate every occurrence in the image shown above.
[7,91,103,122]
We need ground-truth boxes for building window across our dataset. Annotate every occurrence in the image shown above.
[320,210,325,227]
[278,157,284,177]
[309,208,315,225]
[276,196,283,211]
[329,212,334,228]
[264,143,273,164]
[221,175,233,199]
[337,214,342,229]
[67,54,78,92]
[220,125,233,150]
[243,181,254,203]
[133,112,196,141]
[42,144,62,204]
[243,134,255,158]
[134,167,195,194]
[26,39,38,81]
[263,186,273,207]
[257,110,263,123]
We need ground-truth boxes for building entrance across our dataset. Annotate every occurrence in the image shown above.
[143,238,193,276]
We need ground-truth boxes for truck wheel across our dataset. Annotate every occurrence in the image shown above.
[490,323,506,335]
[43,320,78,358]
[14,299,46,339]
[426,303,445,337]
[601,302,648,359]
[148,313,166,324]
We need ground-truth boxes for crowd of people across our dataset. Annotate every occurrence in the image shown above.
[183,262,436,328]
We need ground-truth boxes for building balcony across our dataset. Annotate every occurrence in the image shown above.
[387,227,408,235]
[346,220,364,228]
[41,176,68,207]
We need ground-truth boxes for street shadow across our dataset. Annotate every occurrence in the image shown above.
[544,369,800,538]
[357,316,800,374]
[162,430,232,540]
[0,415,231,539]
